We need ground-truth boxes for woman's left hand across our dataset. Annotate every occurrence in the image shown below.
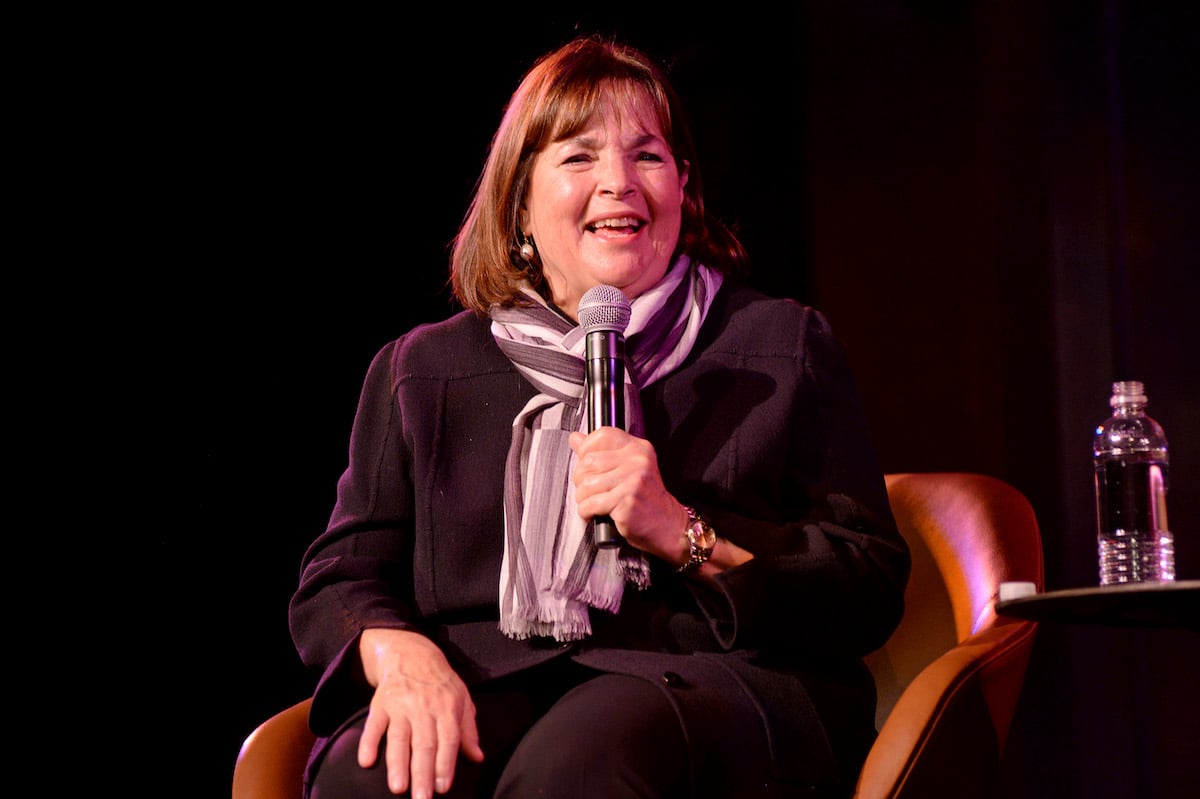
[569,427,689,566]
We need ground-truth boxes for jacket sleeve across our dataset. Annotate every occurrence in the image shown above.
[287,338,421,730]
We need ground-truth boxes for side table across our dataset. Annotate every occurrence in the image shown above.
[996,579,1200,629]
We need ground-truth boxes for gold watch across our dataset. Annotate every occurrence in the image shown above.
[677,505,717,573]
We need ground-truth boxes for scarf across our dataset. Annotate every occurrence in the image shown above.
[489,255,723,641]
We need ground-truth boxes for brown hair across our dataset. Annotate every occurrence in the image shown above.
[449,35,748,315]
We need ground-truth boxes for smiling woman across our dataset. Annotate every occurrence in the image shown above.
[283,34,909,799]
[517,105,688,315]
[449,35,750,319]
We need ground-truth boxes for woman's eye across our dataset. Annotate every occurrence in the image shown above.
[563,153,591,164]
[637,151,665,162]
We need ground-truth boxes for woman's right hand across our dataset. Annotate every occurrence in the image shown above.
[357,628,484,797]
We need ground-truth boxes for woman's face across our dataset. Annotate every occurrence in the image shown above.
[521,98,688,320]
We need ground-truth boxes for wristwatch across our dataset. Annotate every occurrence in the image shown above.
[677,505,717,573]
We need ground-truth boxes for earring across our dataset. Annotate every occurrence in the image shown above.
[519,236,535,261]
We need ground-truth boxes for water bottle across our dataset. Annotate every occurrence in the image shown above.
[1093,380,1174,585]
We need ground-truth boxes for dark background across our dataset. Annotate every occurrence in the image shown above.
[112,2,1197,796]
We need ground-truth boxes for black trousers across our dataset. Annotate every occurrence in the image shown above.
[308,655,859,798]
[308,659,696,799]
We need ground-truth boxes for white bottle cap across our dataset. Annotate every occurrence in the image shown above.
[999,581,1038,601]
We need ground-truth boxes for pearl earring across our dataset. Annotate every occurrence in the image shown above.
[520,241,535,261]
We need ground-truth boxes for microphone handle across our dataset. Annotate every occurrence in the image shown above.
[585,330,625,549]
[594,517,621,548]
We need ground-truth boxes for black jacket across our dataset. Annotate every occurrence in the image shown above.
[289,281,910,790]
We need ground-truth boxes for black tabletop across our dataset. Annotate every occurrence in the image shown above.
[996,580,1200,630]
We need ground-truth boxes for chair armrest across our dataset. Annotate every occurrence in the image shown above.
[232,698,316,799]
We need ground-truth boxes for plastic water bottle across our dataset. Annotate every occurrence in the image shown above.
[1093,380,1174,585]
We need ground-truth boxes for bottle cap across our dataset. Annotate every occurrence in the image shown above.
[999,581,1037,602]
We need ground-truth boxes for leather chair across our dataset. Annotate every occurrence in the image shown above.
[233,697,315,799]
[232,472,1043,799]
[853,472,1043,798]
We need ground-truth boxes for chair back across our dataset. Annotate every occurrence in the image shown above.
[854,472,1044,798]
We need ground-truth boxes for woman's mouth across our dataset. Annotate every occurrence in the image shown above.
[586,216,644,234]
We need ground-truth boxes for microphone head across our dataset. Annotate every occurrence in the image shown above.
[578,285,631,334]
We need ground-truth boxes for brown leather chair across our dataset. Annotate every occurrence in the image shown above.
[853,472,1043,798]
[232,697,315,799]
[232,472,1043,799]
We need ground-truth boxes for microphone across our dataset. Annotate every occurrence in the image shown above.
[577,285,632,549]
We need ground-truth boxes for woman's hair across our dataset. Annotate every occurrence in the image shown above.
[449,34,748,315]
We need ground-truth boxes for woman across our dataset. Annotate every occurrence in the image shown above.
[290,34,910,798]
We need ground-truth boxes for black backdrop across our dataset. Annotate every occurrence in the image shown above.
[119,4,1198,796]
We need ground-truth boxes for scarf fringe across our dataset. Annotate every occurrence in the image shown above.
[499,618,593,642]
[498,600,594,641]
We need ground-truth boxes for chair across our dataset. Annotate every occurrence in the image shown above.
[232,472,1043,799]
[854,472,1043,798]
[232,697,315,799]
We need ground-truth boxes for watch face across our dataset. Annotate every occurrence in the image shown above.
[689,519,716,552]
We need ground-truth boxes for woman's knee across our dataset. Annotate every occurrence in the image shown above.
[307,712,392,799]
[308,681,548,799]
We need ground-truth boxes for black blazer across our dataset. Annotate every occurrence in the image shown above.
[289,280,911,789]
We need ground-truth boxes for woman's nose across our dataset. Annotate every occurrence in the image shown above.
[597,156,636,198]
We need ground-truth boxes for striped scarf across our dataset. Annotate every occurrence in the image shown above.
[490,255,723,641]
